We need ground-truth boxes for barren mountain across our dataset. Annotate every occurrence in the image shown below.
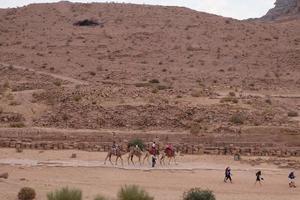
[0,2,299,143]
[262,0,300,21]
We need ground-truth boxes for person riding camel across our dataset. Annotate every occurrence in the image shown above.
[165,143,174,156]
[150,142,157,155]
[112,141,119,155]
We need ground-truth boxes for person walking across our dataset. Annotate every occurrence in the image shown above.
[224,167,233,183]
[289,171,296,188]
[255,170,264,185]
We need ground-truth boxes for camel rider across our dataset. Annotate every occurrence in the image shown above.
[112,141,118,155]
[166,143,173,151]
[151,142,157,155]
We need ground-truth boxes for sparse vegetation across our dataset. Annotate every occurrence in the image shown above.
[118,185,153,200]
[183,188,215,200]
[47,187,82,200]
[230,113,245,124]
[10,122,26,128]
[94,195,108,200]
[18,187,36,200]
[128,139,145,150]
[288,111,299,117]
[53,81,62,87]
[148,79,160,84]
[190,122,201,135]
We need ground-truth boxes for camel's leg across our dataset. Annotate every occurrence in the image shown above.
[138,155,142,166]
[131,155,135,166]
[120,156,124,166]
[104,154,108,165]
[174,156,178,165]
[143,153,149,164]
[127,154,131,165]
[160,155,164,165]
[115,156,119,165]
[109,155,113,165]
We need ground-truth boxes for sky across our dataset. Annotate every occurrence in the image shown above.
[0,0,276,20]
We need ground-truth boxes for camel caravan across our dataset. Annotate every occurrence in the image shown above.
[104,140,178,167]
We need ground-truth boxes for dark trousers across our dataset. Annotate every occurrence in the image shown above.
[152,156,156,168]
[224,175,232,182]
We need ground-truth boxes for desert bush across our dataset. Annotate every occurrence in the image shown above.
[191,90,202,97]
[190,123,201,135]
[18,187,36,200]
[288,111,299,117]
[89,71,96,76]
[156,85,169,90]
[148,79,160,84]
[128,139,145,150]
[220,96,238,104]
[3,80,10,88]
[47,187,82,200]
[118,185,153,200]
[230,113,244,124]
[229,92,236,97]
[53,81,62,87]
[183,188,215,200]
[94,195,108,200]
[10,122,26,128]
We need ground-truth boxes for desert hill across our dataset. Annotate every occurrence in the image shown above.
[0,2,299,145]
[262,0,300,21]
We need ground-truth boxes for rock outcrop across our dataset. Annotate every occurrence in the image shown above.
[262,0,300,20]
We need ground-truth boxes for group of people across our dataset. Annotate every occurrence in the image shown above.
[111,141,174,167]
[224,167,296,188]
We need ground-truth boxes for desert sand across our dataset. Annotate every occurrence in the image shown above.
[0,149,299,200]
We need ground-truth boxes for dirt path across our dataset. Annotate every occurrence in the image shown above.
[0,149,299,200]
[0,62,88,86]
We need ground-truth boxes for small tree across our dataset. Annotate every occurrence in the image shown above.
[118,185,153,200]
[128,138,145,150]
[288,111,298,117]
[47,187,82,200]
[183,188,215,200]
[94,195,109,200]
[18,187,36,200]
[230,113,244,125]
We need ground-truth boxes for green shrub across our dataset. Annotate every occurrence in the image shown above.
[47,187,82,200]
[10,122,26,128]
[230,113,244,124]
[148,79,159,84]
[288,111,298,117]
[183,188,215,200]
[94,195,108,200]
[18,187,36,200]
[128,139,145,150]
[118,185,153,200]
[190,123,201,135]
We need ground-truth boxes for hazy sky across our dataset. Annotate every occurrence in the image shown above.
[0,0,276,19]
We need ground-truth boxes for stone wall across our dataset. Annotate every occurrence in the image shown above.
[0,128,299,157]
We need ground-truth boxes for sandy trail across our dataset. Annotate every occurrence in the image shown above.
[0,149,299,200]
[0,62,88,86]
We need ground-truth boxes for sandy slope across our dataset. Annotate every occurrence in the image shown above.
[0,149,299,200]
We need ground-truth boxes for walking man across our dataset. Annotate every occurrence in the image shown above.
[224,167,233,183]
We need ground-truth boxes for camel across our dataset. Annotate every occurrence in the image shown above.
[104,148,126,166]
[160,148,177,165]
[128,146,144,166]
[128,146,160,166]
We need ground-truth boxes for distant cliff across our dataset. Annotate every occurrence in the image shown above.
[262,0,300,20]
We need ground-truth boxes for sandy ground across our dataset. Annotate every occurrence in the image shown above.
[0,149,299,200]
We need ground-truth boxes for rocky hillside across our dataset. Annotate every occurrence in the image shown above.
[0,2,299,135]
[262,0,300,20]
